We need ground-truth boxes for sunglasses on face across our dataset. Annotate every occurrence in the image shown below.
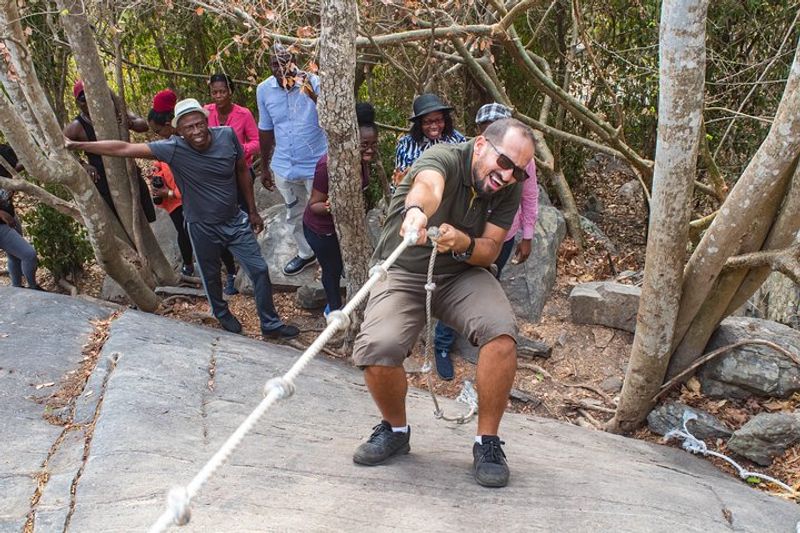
[485,138,529,182]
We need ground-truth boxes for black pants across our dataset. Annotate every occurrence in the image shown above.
[167,206,235,273]
[168,206,193,265]
[303,224,343,310]
[186,211,282,332]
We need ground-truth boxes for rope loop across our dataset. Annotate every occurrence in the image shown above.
[325,310,351,330]
[167,486,191,526]
[264,377,296,400]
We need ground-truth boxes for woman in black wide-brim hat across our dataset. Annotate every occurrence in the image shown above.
[392,93,465,186]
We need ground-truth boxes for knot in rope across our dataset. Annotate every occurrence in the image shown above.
[368,263,388,281]
[264,377,296,400]
[325,309,350,330]
[424,282,436,292]
[167,486,191,526]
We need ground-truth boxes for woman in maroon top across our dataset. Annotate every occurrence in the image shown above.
[303,103,378,313]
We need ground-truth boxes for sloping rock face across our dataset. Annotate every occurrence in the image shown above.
[569,282,641,333]
[2,286,800,532]
[698,317,800,399]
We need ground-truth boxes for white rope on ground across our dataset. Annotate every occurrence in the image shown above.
[149,229,422,533]
[421,227,478,424]
[664,411,797,495]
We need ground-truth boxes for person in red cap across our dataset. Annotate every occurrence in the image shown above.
[64,80,156,223]
[146,89,238,281]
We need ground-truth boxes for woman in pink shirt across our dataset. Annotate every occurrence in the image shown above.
[205,73,260,166]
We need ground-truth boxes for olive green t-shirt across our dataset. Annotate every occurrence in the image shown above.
[373,139,521,275]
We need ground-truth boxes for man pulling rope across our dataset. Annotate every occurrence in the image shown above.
[352,117,536,488]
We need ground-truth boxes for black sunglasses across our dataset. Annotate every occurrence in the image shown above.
[485,138,529,182]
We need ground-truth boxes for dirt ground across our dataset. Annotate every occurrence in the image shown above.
[2,156,797,501]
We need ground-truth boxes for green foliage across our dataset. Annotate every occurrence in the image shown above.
[21,185,93,279]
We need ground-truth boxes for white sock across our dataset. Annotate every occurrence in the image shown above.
[391,425,409,433]
[475,435,482,445]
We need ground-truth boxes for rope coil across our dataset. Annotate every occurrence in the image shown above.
[421,227,478,425]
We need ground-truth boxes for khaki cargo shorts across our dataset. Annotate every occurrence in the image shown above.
[352,267,517,367]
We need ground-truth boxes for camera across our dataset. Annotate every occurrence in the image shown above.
[151,175,164,205]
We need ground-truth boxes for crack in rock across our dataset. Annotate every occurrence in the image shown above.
[201,337,220,445]
[23,312,122,533]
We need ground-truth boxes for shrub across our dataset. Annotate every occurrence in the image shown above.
[21,184,93,279]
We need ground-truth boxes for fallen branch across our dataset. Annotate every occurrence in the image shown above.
[654,339,800,402]
[57,277,78,296]
[565,398,616,414]
[577,408,603,428]
[518,362,552,379]
[562,381,614,405]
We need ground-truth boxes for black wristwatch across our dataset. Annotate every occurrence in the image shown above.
[452,235,475,262]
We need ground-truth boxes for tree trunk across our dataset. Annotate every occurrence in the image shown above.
[0,1,161,310]
[608,0,709,433]
[669,38,800,374]
[318,0,373,344]
[58,0,176,287]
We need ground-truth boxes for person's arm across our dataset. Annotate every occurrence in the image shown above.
[258,129,275,190]
[240,109,261,163]
[64,138,155,159]
[298,72,318,105]
[236,156,263,233]
[399,168,445,245]
[513,176,539,263]
[435,222,507,268]
[307,187,330,215]
[0,210,16,227]
[126,111,149,133]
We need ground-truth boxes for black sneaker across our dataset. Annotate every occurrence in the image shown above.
[434,349,454,381]
[473,436,509,487]
[283,255,317,276]
[218,313,242,334]
[262,324,300,340]
[181,263,194,276]
[353,421,410,466]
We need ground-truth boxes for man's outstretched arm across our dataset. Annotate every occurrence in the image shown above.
[64,138,155,159]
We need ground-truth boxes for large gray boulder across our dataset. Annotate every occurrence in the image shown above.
[727,412,800,466]
[237,204,318,293]
[647,402,732,440]
[501,205,566,322]
[698,317,800,399]
[150,208,181,268]
[569,281,641,333]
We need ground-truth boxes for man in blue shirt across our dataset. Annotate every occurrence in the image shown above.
[257,44,327,276]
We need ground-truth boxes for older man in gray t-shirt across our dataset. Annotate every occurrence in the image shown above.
[66,98,299,340]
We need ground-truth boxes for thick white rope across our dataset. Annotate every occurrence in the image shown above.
[664,411,797,495]
[421,227,478,424]
[149,230,421,533]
